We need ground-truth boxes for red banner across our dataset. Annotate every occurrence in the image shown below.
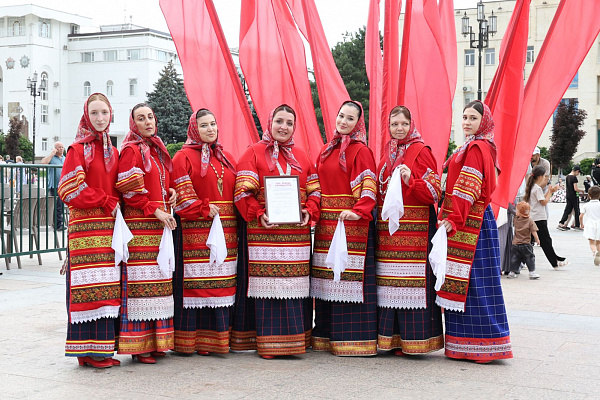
[366,0,383,162]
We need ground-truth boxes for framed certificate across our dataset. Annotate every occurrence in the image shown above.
[264,175,302,224]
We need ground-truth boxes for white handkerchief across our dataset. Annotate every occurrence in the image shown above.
[111,209,133,266]
[325,219,348,282]
[429,226,448,291]
[207,214,227,266]
[381,166,404,235]
[157,225,175,279]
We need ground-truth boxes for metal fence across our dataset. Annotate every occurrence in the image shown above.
[1,163,67,269]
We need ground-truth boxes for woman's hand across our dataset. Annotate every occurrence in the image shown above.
[259,213,279,228]
[155,208,177,230]
[438,219,452,232]
[398,164,411,185]
[168,188,177,208]
[111,202,120,218]
[298,209,310,226]
[208,204,220,219]
[339,210,360,221]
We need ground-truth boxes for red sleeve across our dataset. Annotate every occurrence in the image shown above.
[172,151,210,220]
[304,162,321,223]
[116,146,159,217]
[444,145,484,236]
[404,147,441,205]
[57,146,116,213]
[349,146,377,221]
[234,146,265,222]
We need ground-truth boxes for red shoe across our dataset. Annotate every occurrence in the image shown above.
[394,349,405,357]
[77,356,113,368]
[261,355,275,359]
[475,360,491,364]
[109,358,121,366]
[197,351,210,356]
[132,354,156,364]
[150,351,167,358]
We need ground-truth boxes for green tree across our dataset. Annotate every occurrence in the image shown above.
[549,99,587,173]
[166,142,184,159]
[147,61,192,144]
[0,131,33,162]
[579,157,595,175]
[5,117,23,159]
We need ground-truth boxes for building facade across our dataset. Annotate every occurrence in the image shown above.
[0,4,181,160]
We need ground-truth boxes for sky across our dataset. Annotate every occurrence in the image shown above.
[1,0,483,48]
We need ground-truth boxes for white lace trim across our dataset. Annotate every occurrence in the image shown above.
[118,166,145,181]
[350,169,376,188]
[236,169,259,180]
[445,340,512,354]
[127,264,168,282]
[452,189,475,204]
[446,260,471,279]
[126,296,174,321]
[310,277,363,303]
[234,191,252,203]
[59,165,83,186]
[435,295,465,312]
[65,181,88,203]
[183,294,235,309]
[376,262,426,278]
[313,252,365,271]
[461,165,483,180]
[70,306,120,324]
[174,174,192,184]
[71,266,121,287]
[249,246,310,262]
[184,260,237,279]
[360,189,377,200]
[247,277,310,299]
[376,286,426,309]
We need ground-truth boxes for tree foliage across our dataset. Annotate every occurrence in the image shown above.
[0,129,33,162]
[579,157,595,175]
[5,117,23,159]
[549,99,587,170]
[147,61,192,144]
[166,142,184,159]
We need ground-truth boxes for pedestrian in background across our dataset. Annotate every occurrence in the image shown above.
[558,165,584,231]
[579,186,600,266]
[507,202,540,280]
[41,142,66,230]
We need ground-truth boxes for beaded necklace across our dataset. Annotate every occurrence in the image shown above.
[150,154,168,208]
[210,159,225,197]
[378,162,390,196]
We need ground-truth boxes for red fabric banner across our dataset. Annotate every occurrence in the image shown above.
[286,0,349,141]
[438,0,457,99]
[380,0,402,161]
[159,0,259,158]
[239,0,323,161]
[502,0,600,206]
[398,0,453,170]
[486,0,531,209]
[365,0,383,162]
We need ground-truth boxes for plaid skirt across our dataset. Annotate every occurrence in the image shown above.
[377,207,443,354]
[312,216,378,356]
[444,206,513,362]
[117,262,174,355]
[65,264,118,357]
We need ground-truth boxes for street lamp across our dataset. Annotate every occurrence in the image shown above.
[461,0,497,100]
[26,71,46,163]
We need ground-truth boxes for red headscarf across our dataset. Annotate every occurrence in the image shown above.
[73,93,116,173]
[259,104,302,173]
[384,106,424,171]
[182,110,235,177]
[320,101,366,172]
[121,104,173,173]
[443,100,499,170]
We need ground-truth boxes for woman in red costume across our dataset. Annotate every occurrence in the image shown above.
[171,109,238,355]
[59,93,121,368]
[234,104,321,358]
[311,100,378,356]
[375,106,443,355]
[116,103,177,364]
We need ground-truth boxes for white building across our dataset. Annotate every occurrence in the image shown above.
[448,0,600,161]
[0,4,181,161]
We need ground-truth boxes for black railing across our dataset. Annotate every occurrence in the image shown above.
[1,164,66,269]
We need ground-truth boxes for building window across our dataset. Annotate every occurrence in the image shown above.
[39,19,51,38]
[157,50,168,62]
[526,46,534,63]
[9,19,25,36]
[106,80,114,96]
[41,105,49,124]
[40,72,49,101]
[0,19,4,37]
[104,50,117,62]
[465,49,475,66]
[84,81,91,97]
[485,48,495,65]
[569,72,579,89]
[464,92,474,107]
[81,52,94,63]
[41,138,48,152]
[129,79,137,96]
[127,49,141,60]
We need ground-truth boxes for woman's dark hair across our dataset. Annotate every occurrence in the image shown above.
[131,103,153,118]
[463,100,484,116]
[523,165,547,203]
[272,104,296,122]
[340,101,362,119]
[196,108,215,120]
[389,105,411,122]
[595,158,600,166]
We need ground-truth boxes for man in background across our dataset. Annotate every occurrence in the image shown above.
[41,142,65,230]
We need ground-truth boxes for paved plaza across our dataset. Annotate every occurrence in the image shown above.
[1,201,600,399]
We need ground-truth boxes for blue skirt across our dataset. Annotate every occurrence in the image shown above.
[444,205,513,361]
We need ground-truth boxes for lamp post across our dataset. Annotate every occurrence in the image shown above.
[461,0,497,101]
[26,71,46,163]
